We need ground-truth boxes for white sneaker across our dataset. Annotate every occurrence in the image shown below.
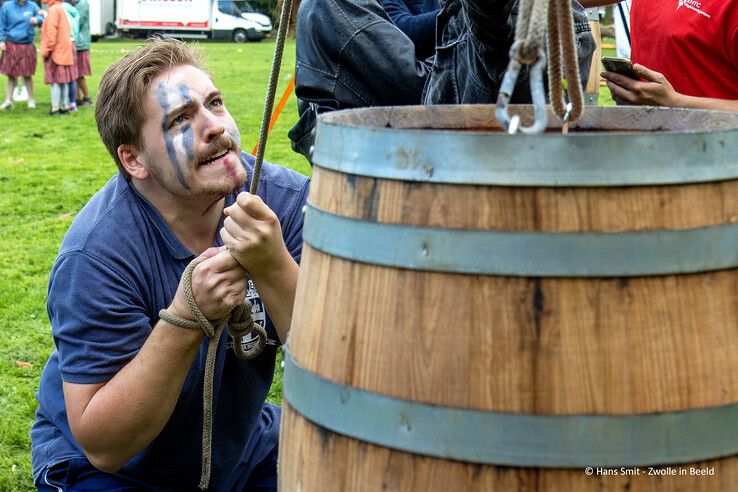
[28,100,36,109]
[13,85,28,102]
[0,100,13,110]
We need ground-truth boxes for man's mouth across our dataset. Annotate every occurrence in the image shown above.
[199,150,229,166]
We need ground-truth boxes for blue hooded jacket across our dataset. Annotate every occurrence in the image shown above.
[0,0,43,44]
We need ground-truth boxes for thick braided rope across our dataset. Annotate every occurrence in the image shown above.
[547,0,584,121]
[514,0,550,63]
[547,0,564,116]
[250,0,295,195]
[158,256,268,489]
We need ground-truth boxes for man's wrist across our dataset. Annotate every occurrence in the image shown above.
[668,92,690,109]
[166,298,197,322]
[248,247,296,284]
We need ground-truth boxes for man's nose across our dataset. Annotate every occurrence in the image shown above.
[203,112,226,143]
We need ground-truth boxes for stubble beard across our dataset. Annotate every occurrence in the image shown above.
[150,131,246,201]
[149,158,246,202]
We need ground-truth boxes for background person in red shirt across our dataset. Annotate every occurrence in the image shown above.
[582,0,738,111]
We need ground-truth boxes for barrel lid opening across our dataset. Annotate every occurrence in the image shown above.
[319,105,738,134]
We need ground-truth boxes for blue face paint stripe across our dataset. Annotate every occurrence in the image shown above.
[182,124,195,161]
[156,84,190,190]
[178,83,192,103]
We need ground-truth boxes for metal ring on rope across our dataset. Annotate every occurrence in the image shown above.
[495,43,548,134]
[496,0,585,133]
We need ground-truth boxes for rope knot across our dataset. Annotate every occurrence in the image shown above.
[513,40,543,65]
[227,302,268,360]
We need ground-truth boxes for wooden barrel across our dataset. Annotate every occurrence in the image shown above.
[279,106,738,491]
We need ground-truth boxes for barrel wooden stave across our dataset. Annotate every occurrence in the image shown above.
[311,169,738,233]
[288,244,738,415]
[288,171,738,414]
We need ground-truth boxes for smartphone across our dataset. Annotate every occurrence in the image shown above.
[602,56,637,79]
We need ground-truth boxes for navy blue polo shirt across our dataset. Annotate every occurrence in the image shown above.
[31,153,309,490]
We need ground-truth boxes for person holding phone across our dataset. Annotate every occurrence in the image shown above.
[581,0,738,112]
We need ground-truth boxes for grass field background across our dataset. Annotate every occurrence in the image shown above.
[0,38,616,490]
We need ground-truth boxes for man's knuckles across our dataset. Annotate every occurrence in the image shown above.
[251,223,273,243]
[236,192,262,208]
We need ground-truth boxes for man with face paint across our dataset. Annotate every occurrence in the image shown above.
[31,38,309,490]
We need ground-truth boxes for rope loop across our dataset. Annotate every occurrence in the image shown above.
[495,43,548,135]
[496,0,585,133]
[228,303,269,360]
[546,0,584,123]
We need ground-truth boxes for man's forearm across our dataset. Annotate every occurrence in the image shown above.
[673,94,738,112]
[65,322,203,472]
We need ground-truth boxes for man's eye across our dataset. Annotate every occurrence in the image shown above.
[211,98,224,108]
[170,114,187,128]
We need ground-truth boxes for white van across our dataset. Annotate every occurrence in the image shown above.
[89,0,116,40]
[219,1,272,41]
[116,0,272,42]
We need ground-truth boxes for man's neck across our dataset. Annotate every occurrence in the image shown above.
[132,181,225,255]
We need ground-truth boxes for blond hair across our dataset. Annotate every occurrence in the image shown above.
[95,38,207,178]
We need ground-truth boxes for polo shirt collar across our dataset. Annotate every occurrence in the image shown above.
[126,178,242,261]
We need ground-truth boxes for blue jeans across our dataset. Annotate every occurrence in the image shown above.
[36,445,279,492]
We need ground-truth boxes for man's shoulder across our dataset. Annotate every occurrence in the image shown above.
[58,174,141,257]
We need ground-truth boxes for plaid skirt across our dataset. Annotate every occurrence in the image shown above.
[76,49,91,77]
[0,41,37,77]
[44,57,77,84]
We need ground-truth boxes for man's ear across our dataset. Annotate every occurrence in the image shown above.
[118,144,150,180]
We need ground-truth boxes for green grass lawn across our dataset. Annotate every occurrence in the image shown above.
[0,38,616,490]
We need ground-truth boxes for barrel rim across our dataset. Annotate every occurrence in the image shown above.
[318,105,738,134]
[313,105,738,187]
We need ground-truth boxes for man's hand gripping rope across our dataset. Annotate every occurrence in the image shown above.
[158,251,267,490]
